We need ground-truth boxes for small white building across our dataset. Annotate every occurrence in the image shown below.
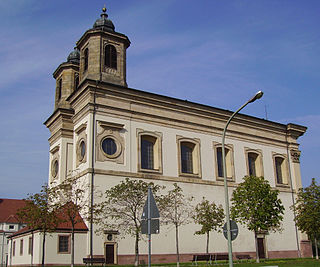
[8,210,88,266]
[0,199,26,266]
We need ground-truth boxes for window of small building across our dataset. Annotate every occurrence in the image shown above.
[105,44,117,69]
[20,239,23,256]
[13,241,15,257]
[58,235,70,253]
[9,225,14,230]
[28,237,33,255]
[84,48,89,72]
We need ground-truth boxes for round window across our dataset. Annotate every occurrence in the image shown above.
[52,160,59,177]
[79,140,86,161]
[102,137,117,156]
[107,234,113,241]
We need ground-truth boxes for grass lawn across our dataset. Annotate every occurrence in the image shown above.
[156,258,319,267]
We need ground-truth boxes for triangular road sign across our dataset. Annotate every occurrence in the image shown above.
[141,189,160,219]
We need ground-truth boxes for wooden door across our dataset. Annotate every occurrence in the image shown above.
[257,238,266,259]
[105,244,115,264]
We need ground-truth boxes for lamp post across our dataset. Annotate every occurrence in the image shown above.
[222,91,263,267]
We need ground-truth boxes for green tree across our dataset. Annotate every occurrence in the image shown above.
[54,177,102,267]
[193,198,224,254]
[291,178,320,260]
[159,183,194,267]
[17,184,60,267]
[230,176,284,263]
[100,178,163,267]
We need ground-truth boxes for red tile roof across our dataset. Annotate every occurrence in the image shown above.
[8,203,88,238]
[0,199,27,223]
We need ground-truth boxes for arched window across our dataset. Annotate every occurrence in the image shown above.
[181,142,194,174]
[57,79,62,100]
[84,48,89,72]
[214,143,234,181]
[74,73,79,90]
[105,45,117,69]
[275,157,284,184]
[141,135,156,170]
[273,154,288,185]
[216,147,230,178]
[248,152,258,176]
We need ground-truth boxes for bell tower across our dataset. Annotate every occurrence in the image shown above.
[77,7,130,87]
[53,47,80,109]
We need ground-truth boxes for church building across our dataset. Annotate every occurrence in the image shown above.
[8,8,311,266]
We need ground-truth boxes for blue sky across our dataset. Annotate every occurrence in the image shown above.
[0,0,319,198]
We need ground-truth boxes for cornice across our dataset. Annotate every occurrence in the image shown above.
[75,167,296,194]
[66,79,306,146]
[53,62,79,79]
[44,108,74,128]
[76,28,130,49]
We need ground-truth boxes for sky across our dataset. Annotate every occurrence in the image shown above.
[0,0,319,199]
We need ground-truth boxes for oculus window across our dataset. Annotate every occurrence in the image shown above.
[51,159,59,178]
[102,137,117,156]
[77,139,86,163]
[96,121,125,164]
[75,123,87,167]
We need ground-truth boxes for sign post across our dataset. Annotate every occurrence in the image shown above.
[141,187,160,267]
[223,220,239,241]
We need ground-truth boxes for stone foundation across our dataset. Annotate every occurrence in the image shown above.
[300,240,313,258]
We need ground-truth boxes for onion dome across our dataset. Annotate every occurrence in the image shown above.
[67,47,80,64]
[93,7,115,32]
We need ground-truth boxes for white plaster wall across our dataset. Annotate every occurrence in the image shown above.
[91,174,300,256]
[70,112,301,259]
[10,232,87,266]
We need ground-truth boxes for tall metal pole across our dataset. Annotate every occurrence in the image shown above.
[222,91,263,267]
[1,232,4,267]
[147,186,151,267]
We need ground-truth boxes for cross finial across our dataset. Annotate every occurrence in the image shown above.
[102,4,107,13]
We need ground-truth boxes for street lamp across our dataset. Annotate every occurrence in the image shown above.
[222,91,264,267]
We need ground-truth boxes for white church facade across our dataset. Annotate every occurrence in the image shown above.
[8,8,311,266]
